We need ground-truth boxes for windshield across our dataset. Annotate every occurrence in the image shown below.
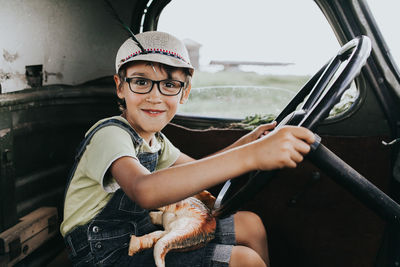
[366,0,400,69]
[158,0,340,119]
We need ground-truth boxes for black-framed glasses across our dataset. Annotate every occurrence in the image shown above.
[124,77,185,96]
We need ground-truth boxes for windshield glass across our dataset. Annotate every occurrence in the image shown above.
[366,0,400,68]
[158,0,340,119]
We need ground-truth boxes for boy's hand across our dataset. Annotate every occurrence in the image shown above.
[249,126,315,170]
[234,121,277,147]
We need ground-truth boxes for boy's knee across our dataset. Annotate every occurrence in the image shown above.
[229,246,266,267]
[237,211,264,226]
[235,211,267,242]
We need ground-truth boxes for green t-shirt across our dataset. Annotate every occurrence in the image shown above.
[60,116,180,236]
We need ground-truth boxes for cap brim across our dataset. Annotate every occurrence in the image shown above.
[119,53,194,73]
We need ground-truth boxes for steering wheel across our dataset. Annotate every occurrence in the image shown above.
[212,36,400,224]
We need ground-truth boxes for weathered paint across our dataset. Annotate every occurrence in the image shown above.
[0,0,134,93]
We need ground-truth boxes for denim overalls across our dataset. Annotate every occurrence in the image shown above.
[63,118,235,267]
[64,119,163,266]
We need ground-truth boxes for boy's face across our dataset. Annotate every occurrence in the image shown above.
[115,61,190,141]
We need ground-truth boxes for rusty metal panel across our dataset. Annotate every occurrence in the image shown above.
[0,108,16,232]
[0,84,119,232]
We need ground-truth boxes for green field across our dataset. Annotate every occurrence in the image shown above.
[177,71,310,118]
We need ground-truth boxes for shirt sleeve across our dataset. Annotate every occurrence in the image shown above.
[81,125,137,192]
[156,133,181,170]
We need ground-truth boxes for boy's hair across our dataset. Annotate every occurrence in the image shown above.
[117,61,192,111]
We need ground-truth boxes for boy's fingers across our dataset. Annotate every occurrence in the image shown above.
[264,121,277,130]
[285,158,298,168]
[291,150,304,163]
[289,127,315,144]
[294,140,311,155]
[256,122,277,134]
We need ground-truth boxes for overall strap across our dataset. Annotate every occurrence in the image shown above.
[74,118,142,162]
[64,118,143,201]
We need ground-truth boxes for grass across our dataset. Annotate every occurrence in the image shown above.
[178,71,310,118]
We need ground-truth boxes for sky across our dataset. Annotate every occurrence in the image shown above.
[158,0,400,75]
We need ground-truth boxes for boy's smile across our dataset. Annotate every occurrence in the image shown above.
[115,61,190,143]
[142,109,165,116]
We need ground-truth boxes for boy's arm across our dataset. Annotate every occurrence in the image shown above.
[111,126,315,210]
[173,152,195,165]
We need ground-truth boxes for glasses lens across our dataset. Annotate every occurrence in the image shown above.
[129,78,152,93]
[160,80,183,95]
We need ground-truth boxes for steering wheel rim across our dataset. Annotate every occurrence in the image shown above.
[212,36,372,218]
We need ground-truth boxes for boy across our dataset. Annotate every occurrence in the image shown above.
[61,31,315,267]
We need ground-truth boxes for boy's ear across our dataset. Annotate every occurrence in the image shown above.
[180,84,191,104]
[114,74,124,99]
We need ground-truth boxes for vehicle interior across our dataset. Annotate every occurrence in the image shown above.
[1,0,400,266]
